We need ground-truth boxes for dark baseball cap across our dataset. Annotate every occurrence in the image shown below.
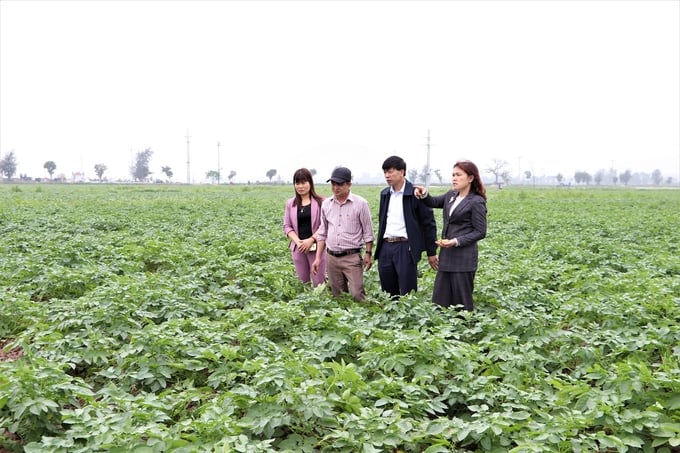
[327,166,352,183]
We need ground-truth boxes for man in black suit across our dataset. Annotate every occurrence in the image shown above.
[374,156,439,298]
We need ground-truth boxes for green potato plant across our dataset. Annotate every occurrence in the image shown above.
[1,183,678,452]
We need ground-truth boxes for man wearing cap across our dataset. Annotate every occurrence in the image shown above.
[312,166,375,301]
[374,155,438,298]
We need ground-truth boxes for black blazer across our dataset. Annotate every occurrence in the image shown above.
[422,190,487,272]
[374,180,438,263]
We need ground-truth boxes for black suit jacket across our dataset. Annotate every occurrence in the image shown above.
[374,180,438,263]
[422,190,487,272]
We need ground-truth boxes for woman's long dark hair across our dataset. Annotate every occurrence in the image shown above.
[454,160,487,200]
[292,168,324,206]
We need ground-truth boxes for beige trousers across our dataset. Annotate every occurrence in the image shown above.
[326,252,365,301]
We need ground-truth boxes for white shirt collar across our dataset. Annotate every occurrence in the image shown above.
[390,181,405,195]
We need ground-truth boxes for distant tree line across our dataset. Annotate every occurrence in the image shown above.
[1,149,677,186]
[0,148,176,183]
[482,159,674,187]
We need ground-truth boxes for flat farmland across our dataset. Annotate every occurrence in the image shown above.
[1,183,679,452]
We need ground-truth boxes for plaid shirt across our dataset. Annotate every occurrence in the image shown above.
[316,192,374,252]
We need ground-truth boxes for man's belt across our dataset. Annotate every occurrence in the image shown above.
[327,248,362,257]
[384,237,408,243]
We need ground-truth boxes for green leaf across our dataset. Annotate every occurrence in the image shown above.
[423,446,451,453]
[132,447,156,453]
[426,420,447,435]
[509,410,531,420]
[619,434,645,448]
[667,394,680,410]
[653,423,680,438]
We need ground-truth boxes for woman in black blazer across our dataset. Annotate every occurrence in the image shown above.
[415,160,487,310]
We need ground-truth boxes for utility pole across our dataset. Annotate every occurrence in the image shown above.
[186,130,191,184]
[518,155,522,182]
[217,141,221,185]
[424,130,432,191]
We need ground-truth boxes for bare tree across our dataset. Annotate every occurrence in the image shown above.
[486,158,508,187]
[501,171,512,186]
[228,170,236,183]
[434,169,442,184]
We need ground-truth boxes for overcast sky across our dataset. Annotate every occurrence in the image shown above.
[1,0,679,184]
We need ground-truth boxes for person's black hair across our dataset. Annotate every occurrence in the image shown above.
[382,155,406,172]
[292,168,324,207]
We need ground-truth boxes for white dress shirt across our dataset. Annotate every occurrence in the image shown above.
[384,182,408,239]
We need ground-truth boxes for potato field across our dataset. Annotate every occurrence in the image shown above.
[1,183,679,452]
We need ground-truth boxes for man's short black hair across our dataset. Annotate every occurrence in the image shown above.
[382,155,406,172]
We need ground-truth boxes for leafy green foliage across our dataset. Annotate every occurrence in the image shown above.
[1,184,679,451]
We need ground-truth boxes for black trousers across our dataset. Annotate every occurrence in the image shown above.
[433,270,475,311]
[377,242,417,297]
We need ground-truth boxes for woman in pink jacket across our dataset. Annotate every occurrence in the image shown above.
[283,168,326,286]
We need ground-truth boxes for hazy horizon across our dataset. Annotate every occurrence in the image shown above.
[1,1,679,184]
